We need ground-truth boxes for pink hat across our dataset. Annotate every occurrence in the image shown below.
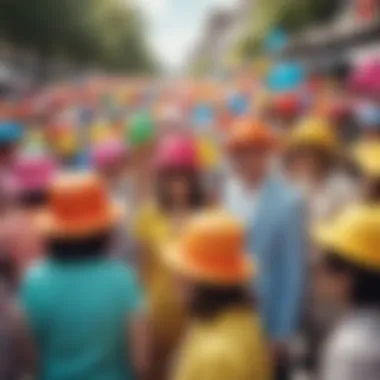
[91,139,128,170]
[11,154,56,194]
[156,134,198,171]
[349,58,380,95]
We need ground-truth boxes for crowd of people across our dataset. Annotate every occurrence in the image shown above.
[0,58,380,380]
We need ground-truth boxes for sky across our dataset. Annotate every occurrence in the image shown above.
[133,0,240,70]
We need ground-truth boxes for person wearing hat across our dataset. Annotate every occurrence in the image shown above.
[0,120,23,173]
[133,134,209,380]
[165,210,271,380]
[3,153,57,280]
[351,141,380,203]
[284,117,357,224]
[268,92,302,134]
[284,117,357,372]
[127,112,157,209]
[223,118,306,380]
[313,205,380,380]
[91,139,137,265]
[18,172,148,380]
[354,102,380,142]
[0,176,28,380]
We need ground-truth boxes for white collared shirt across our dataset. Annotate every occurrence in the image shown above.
[223,177,261,226]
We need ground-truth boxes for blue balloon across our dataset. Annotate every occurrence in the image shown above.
[192,104,214,126]
[227,93,249,116]
[0,120,23,144]
[267,61,305,92]
[265,28,288,53]
[73,151,91,169]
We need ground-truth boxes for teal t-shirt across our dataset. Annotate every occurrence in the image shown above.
[20,258,144,380]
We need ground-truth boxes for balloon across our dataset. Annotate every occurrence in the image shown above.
[355,103,380,130]
[227,93,249,116]
[127,113,155,146]
[192,104,214,126]
[267,61,305,93]
[0,120,23,144]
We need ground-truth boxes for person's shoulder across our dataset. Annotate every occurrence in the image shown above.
[328,314,380,363]
[22,259,53,286]
[106,260,140,287]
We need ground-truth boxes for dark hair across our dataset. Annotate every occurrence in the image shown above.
[156,168,207,212]
[48,231,112,261]
[189,283,254,320]
[323,250,380,308]
[284,145,335,175]
[0,253,17,288]
[18,190,48,209]
[362,178,380,203]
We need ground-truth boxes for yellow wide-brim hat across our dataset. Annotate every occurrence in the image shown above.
[314,205,380,271]
[351,141,380,178]
[287,117,338,153]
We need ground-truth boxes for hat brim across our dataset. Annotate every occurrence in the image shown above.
[163,243,255,285]
[34,201,124,240]
[313,224,373,270]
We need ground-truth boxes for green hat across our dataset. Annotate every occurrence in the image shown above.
[127,112,155,147]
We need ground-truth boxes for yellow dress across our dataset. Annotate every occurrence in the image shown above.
[134,203,188,377]
[173,308,272,380]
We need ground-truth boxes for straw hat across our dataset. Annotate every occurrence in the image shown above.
[164,210,254,284]
[351,141,380,178]
[35,172,122,239]
[314,205,380,271]
[227,118,276,152]
[287,117,338,152]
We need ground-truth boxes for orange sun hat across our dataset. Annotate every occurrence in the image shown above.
[164,210,254,285]
[226,117,277,152]
[35,172,123,239]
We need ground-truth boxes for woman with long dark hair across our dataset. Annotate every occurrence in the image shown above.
[165,211,271,380]
[18,172,148,380]
[313,205,380,380]
[133,134,208,380]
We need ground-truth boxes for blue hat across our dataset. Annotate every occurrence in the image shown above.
[356,104,380,130]
[0,120,23,144]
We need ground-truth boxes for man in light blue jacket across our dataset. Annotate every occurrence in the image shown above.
[223,121,306,380]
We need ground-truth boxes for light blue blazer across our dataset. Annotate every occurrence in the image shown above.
[224,174,306,341]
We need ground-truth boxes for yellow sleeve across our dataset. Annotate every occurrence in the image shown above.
[132,204,155,244]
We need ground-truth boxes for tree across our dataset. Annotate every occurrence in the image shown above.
[0,0,156,74]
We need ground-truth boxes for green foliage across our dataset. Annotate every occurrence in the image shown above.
[0,0,156,72]
[237,0,341,58]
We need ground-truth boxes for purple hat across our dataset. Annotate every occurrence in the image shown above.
[91,139,128,170]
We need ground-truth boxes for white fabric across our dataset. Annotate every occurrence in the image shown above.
[223,177,260,225]
[321,309,380,380]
